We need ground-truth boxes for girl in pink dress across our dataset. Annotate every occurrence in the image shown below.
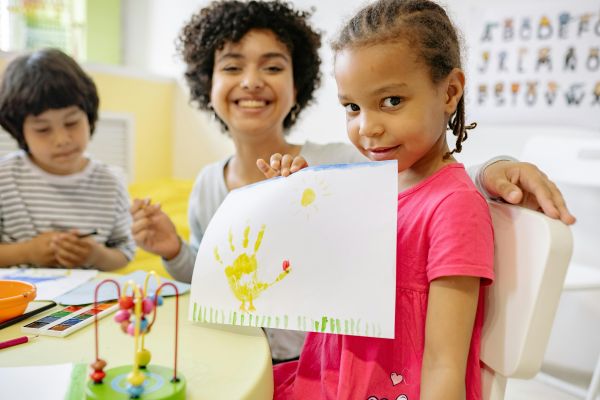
[259,0,495,398]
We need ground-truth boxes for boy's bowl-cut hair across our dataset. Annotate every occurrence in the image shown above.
[0,48,99,151]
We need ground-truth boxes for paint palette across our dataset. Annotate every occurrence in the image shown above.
[21,302,118,337]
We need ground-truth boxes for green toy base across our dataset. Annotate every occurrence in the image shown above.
[85,365,186,400]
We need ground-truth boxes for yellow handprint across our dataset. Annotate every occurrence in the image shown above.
[214,224,291,312]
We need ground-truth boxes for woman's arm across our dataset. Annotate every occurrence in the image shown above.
[472,158,576,225]
[421,276,481,400]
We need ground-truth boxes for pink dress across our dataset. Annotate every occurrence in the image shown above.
[274,163,495,400]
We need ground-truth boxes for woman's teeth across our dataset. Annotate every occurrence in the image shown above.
[238,99,267,108]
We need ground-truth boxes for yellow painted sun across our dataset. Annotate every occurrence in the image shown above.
[301,188,316,207]
[293,176,331,219]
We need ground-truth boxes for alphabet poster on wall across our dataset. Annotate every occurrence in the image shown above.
[467,2,600,129]
[188,161,398,338]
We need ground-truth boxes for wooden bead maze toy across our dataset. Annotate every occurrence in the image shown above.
[85,272,186,399]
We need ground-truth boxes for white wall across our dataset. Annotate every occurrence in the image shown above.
[123,0,600,172]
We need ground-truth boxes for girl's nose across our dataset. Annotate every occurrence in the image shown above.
[358,112,384,137]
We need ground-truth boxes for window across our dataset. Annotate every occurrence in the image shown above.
[0,0,86,59]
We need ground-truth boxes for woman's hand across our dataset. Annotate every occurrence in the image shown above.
[257,153,308,178]
[130,198,181,260]
[482,160,576,225]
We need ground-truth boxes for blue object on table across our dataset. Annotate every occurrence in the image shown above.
[55,271,190,305]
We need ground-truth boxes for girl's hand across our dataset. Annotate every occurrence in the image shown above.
[26,232,59,266]
[482,161,576,225]
[130,198,181,260]
[257,153,308,178]
[51,231,99,268]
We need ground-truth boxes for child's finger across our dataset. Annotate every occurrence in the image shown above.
[270,153,283,172]
[256,159,279,179]
[281,154,293,176]
[55,246,85,266]
[290,157,308,173]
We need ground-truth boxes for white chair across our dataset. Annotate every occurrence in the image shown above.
[480,202,573,400]
[521,135,600,400]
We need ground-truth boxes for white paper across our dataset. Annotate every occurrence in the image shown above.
[55,270,190,305]
[189,161,397,338]
[0,363,84,400]
[0,268,97,301]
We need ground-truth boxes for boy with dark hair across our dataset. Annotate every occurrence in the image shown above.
[0,48,135,270]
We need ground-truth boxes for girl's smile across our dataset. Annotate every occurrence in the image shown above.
[334,39,465,186]
[364,145,402,161]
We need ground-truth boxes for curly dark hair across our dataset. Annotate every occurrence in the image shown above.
[0,48,99,152]
[332,0,476,157]
[176,0,322,132]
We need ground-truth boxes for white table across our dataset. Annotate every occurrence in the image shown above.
[0,289,274,399]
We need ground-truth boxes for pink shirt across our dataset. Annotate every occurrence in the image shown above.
[274,163,495,399]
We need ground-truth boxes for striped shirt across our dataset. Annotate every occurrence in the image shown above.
[0,151,135,266]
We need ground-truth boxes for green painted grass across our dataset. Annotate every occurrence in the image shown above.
[191,303,383,337]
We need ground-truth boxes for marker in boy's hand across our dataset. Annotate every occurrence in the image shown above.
[77,229,98,238]
[257,153,308,178]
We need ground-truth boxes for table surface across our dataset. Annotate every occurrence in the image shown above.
[0,282,274,400]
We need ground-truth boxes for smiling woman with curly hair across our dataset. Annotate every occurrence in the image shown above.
[177,0,322,131]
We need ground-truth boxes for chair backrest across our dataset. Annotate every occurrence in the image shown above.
[481,202,573,400]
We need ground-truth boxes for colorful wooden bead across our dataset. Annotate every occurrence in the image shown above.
[136,348,152,367]
[119,296,134,310]
[120,320,129,333]
[141,298,154,314]
[139,317,149,332]
[90,358,107,371]
[149,292,164,306]
[127,384,144,398]
[127,322,136,336]
[113,309,130,323]
[127,370,145,386]
[90,370,106,383]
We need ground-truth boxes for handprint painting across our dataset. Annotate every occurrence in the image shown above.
[214,225,291,312]
[189,161,398,338]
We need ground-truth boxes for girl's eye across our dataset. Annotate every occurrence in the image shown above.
[65,120,79,127]
[382,96,403,107]
[35,128,50,134]
[344,103,360,112]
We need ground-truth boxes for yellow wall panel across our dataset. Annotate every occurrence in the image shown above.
[90,71,175,182]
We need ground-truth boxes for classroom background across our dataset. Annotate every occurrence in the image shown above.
[1,1,599,399]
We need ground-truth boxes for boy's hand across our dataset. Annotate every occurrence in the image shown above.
[257,153,308,178]
[26,232,59,266]
[130,198,181,260]
[52,231,99,268]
